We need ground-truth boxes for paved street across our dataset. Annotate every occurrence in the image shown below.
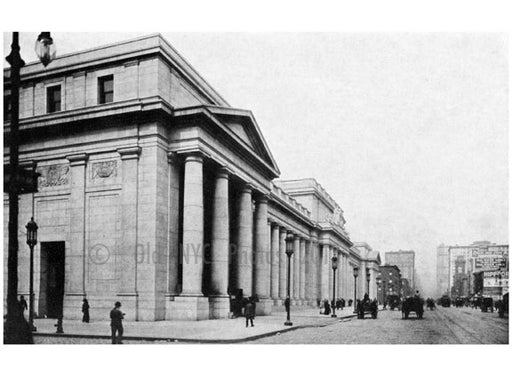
[32,306,508,344]
[248,307,509,344]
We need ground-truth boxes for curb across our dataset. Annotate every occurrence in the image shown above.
[33,314,359,344]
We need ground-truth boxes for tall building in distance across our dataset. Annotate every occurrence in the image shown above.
[384,250,415,292]
[436,241,509,300]
[436,244,450,297]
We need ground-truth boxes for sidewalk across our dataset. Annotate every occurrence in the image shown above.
[32,307,358,343]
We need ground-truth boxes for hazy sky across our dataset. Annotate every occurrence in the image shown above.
[4,32,508,296]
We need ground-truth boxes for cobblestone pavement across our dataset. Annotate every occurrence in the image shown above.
[247,306,509,344]
[33,306,508,344]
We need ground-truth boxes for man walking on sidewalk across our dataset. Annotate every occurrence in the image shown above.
[110,301,125,344]
[245,298,255,327]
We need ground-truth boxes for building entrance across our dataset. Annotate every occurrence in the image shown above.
[39,242,65,318]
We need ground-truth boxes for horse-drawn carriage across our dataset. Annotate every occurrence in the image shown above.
[402,296,424,319]
[439,295,451,307]
[357,298,378,319]
[481,297,494,313]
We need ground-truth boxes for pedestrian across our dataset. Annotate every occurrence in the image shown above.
[19,295,28,316]
[82,298,90,323]
[341,298,345,310]
[245,298,255,327]
[110,301,125,344]
[324,299,331,315]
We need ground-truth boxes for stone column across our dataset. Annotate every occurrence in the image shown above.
[209,167,230,318]
[299,238,306,303]
[321,245,330,300]
[170,152,208,320]
[166,153,180,296]
[278,227,287,300]
[64,153,88,318]
[254,196,271,315]
[270,223,280,302]
[305,239,313,304]
[339,253,344,300]
[236,184,253,296]
[293,235,300,302]
[181,153,205,296]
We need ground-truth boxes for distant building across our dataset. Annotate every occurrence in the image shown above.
[436,241,509,300]
[377,265,402,304]
[400,278,412,297]
[384,250,415,291]
[436,244,450,297]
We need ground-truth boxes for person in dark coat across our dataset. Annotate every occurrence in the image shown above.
[323,299,331,315]
[82,298,90,323]
[245,299,255,327]
[19,296,28,317]
[110,301,125,344]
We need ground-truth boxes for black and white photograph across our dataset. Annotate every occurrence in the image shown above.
[1,1,510,375]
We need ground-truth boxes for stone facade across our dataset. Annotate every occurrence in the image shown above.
[4,34,381,321]
[385,250,415,291]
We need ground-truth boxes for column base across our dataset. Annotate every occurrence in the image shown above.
[116,293,139,321]
[63,293,86,320]
[209,295,230,319]
[167,296,209,321]
[255,298,273,316]
[273,299,283,306]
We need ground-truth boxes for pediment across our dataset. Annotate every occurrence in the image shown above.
[206,106,280,174]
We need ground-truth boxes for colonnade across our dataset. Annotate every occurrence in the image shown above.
[173,152,359,319]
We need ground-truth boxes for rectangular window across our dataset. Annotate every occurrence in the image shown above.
[98,75,114,104]
[47,85,61,113]
[4,94,11,122]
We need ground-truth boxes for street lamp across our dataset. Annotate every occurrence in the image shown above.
[5,32,56,344]
[284,232,294,326]
[26,217,38,331]
[331,255,338,318]
[366,268,371,296]
[353,267,359,313]
[35,32,57,67]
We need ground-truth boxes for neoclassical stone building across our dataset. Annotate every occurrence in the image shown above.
[4,34,380,321]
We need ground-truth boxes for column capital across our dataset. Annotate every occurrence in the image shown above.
[216,166,230,179]
[117,147,141,160]
[254,193,270,204]
[279,226,288,234]
[240,182,254,194]
[66,153,88,166]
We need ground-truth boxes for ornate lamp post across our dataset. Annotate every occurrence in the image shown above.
[284,232,294,326]
[353,267,359,313]
[34,32,57,67]
[366,268,371,296]
[5,32,56,344]
[26,217,38,331]
[331,255,338,318]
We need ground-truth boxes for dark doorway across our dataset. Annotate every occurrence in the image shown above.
[40,242,65,318]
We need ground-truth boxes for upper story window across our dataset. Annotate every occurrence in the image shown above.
[4,94,11,122]
[98,75,114,104]
[47,85,61,113]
